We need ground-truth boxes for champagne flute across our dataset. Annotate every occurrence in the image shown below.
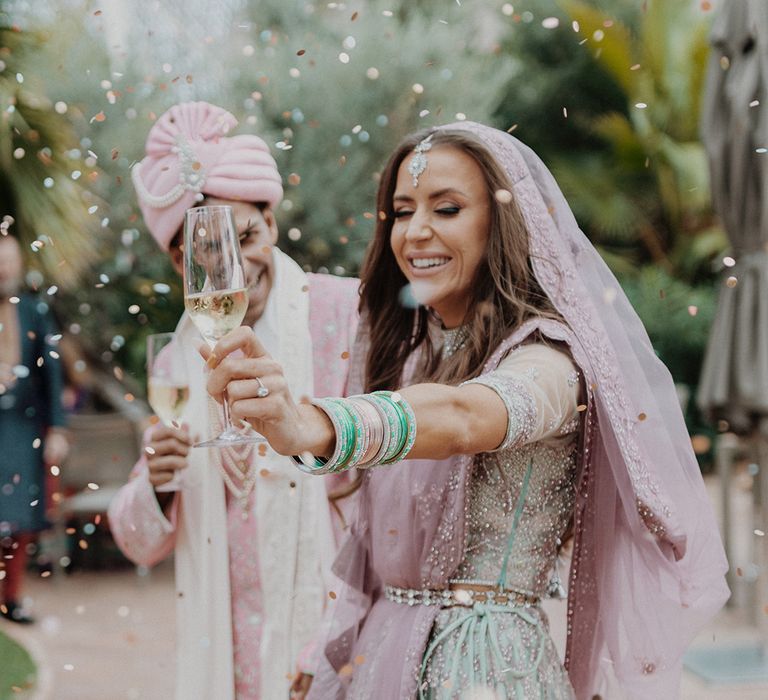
[183,205,263,447]
[146,332,190,491]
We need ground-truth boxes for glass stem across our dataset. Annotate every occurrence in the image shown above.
[222,390,236,432]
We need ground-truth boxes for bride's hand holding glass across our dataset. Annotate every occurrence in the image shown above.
[201,327,333,458]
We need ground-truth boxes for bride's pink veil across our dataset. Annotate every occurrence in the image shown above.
[456,122,729,698]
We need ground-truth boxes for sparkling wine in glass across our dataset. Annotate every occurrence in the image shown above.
[183,205,263,447]
[146,332,190,491]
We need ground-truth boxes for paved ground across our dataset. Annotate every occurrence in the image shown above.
[1,561,175,700]
[1,473,767,699]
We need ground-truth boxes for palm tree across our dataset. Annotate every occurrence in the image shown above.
[554,0,726,282]
[0,21,99,288]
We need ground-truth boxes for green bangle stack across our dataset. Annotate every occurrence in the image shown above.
[291,391,418,475]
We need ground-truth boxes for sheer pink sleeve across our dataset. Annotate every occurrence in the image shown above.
[107,434,179,567]
[464,343,580,450]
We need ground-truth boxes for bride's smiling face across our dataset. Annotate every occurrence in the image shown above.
[389,145,491,328]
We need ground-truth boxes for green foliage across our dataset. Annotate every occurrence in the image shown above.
[0,18,100,288]
[621,266,716,388]
[620,265,718,448]
[0,629,36,699]
[493,0,627,161]
[554,0,724,283]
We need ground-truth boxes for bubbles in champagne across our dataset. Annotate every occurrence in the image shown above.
[185,287,248,347]
[148,381,190,426]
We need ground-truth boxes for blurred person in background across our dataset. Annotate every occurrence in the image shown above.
[108,102,359,700]
[0,234,69,624]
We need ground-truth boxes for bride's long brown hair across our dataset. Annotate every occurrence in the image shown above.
[360,128,560,392]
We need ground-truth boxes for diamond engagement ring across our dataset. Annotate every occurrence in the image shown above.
[255,377,270,398]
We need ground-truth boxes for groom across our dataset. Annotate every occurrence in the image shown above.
[109,102,358,700]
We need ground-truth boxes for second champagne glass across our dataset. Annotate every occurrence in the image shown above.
[146,332,189,491]
[183,204,263,447]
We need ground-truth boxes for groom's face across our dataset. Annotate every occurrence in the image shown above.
[169,197,279,327]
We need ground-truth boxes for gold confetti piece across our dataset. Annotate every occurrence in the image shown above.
[94,9,102,15]
[736,567,743,576]
[388,529,398,535]
[339,664,353,677]
[111,148,119,160]
[91,111,106,123]
[297,49,306,56]
[125,393,134,402]
[363,211,374,219]
[258,444,268,456]
[638,413,647,421]
[78,539,88,550]
[341,351,350,360]
[351,11,358,21]
[726,276,738,288]
[354,655,365,665]
[378,210,387,221]
[329,590,337,599]
[577,404,587,412]
[339,236,349,244]
[288,173,301,185]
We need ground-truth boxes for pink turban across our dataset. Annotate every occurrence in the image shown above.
[131,101,283,251]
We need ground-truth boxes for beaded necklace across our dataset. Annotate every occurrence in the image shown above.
[441,325,470,359]
[208,400,257,519]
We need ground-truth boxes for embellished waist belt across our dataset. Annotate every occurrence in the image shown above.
[383,584,539,609]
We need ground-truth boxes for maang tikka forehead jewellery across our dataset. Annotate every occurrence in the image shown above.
[406,132,435,187]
